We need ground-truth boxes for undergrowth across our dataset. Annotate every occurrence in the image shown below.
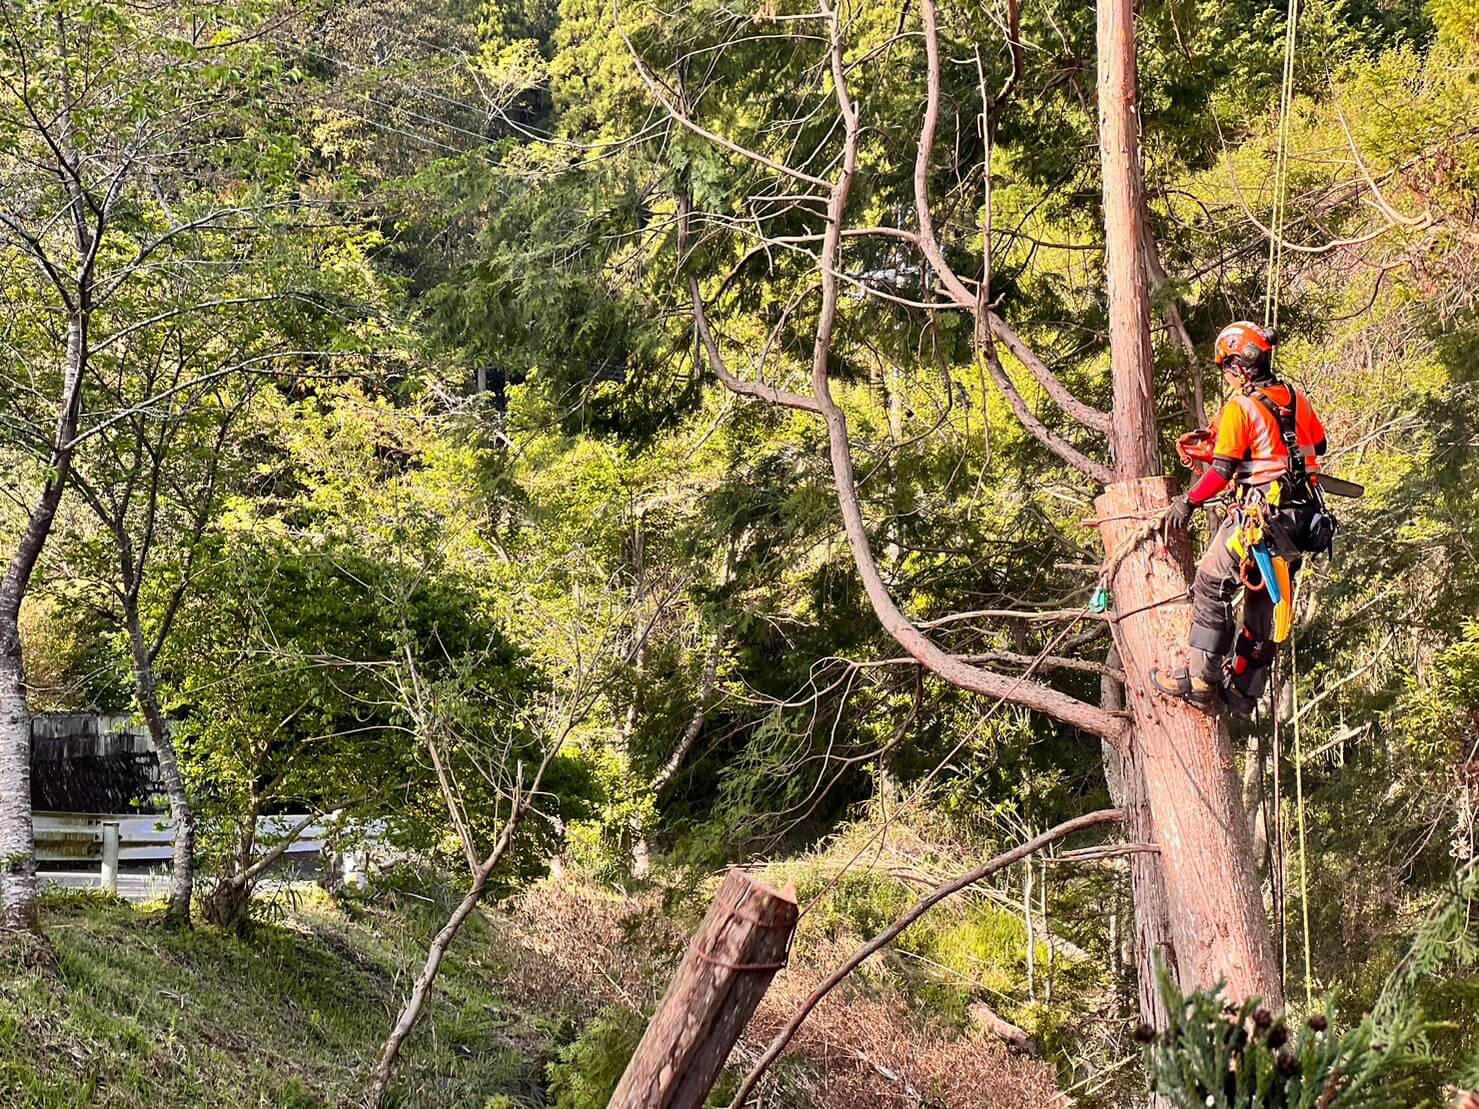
[2,887,560,1108]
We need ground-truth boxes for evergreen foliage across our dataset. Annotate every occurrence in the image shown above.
[2,0,1478,1101]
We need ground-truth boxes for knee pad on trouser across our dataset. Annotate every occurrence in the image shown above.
[1189,620,1235,656]
[1190,570,1237,647]
[1228,629,1277,701]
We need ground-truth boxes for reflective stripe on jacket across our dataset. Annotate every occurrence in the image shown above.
[1210,385,1326,486]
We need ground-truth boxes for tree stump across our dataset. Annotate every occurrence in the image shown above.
[609,870,797,1109]
[1096,477,1282,1009]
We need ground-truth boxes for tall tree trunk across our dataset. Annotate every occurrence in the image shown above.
[0,312,86,933]
[0,650,35,933]
[1101,652,1176,1036]
[1096,0,1282,1007]
[123,603,194,926]
[1096,484,1282,1007]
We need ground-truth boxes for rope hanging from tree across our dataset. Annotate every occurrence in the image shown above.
[1265,0,1316,1012]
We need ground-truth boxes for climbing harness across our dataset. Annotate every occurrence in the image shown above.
[1224,499,1296,644]
[1244,386,1340,556]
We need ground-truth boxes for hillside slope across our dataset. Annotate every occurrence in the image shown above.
[2,879,1063,1109]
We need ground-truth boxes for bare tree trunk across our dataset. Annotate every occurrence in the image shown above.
[1101,651,1176,1042]
[0,651,35,933]
[1244,731,1270,874]
[123,604,193,926]
[1097,484,1282,1006]
[0,312,86,933]
[1096,0,1281,1008]
[369,772,535,1107]
[370,854,499,1104]
[1099,3,1160,484]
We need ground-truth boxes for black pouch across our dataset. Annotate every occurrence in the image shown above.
[1295,506,1338,554]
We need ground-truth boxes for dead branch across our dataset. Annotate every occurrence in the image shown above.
[986,310,1113,435]
[914,0,1109,435]
[969,1000,1039,1056]
[975,340,1114,483]
[725,808,1124,1107]
[788,2,1123,742]
[691,275,822,414]
[612,0,831,191]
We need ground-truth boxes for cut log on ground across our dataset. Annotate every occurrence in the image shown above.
[968,1001,1040,1056]
[608,869,797,1109]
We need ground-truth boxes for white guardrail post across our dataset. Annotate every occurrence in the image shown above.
[100,821,120,893]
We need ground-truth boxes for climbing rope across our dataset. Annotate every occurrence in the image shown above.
[1290,633,1314,1007]
[1262,0,1317,1010]
[1264,0,1301,332]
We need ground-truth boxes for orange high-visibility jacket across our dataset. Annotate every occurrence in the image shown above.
[1209,383,1327,485]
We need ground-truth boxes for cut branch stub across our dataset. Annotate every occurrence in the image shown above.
[608,870,798,1109]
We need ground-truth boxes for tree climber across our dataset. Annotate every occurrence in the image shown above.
[1150,321,1335,717]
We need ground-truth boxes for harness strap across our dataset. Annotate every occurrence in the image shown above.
[1246,386,1311,490]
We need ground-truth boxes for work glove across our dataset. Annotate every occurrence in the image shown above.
[1164,494,1194,530]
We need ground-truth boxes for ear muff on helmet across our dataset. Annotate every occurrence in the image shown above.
[1214,321,1274,373]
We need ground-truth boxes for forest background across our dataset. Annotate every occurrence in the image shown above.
[2,0,1478,1105]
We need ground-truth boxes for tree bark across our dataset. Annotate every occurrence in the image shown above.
[611,870,798,1109]
[123,602,194,926]
[1096,481,1282,1007]
[1100,651,1176,1036]
[0,652,35,933]
[1097,0,1163,483]
[0,312,86,932]
[1095,0,1281,1008]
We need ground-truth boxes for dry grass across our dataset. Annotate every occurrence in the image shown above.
[493,876,1061,1109]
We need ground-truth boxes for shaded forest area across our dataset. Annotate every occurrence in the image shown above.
[2,0,1479,1105]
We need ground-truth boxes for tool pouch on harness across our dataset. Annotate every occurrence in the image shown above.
[1249,388,1338,555]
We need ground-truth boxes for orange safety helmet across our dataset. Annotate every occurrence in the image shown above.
[1214,321,1275,374]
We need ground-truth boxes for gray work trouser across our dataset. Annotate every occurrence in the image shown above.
[1188,508,1303,701]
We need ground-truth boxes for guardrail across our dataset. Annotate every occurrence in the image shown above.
[35,811,334,865]
[35,811,380,896]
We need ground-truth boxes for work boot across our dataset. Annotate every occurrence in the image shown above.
[1149,667,1223,712]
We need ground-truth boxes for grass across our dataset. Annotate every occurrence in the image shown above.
[0,886,570,1109]
[0,863,1073,1109]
